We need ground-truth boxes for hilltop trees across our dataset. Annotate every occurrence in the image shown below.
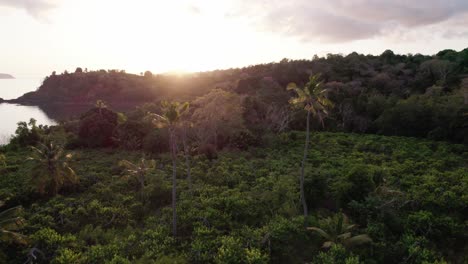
[287,74,333,218]
[192,89,244,149]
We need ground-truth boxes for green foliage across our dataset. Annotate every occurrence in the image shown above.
[78,107,119,147]
[331,165,377,205]
[0,203,26,244]
[51,248,84,264]
[313,244,362,264]
[0,130,466,263]
[28,142,78,196]
[9,118,45,147]
[308,213,372,249]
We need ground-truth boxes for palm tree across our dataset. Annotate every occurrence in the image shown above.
[95,100,108,116]
[0,201,27,244]
[119,158,155,198]
[28,142,78,196]
[147,101,189,236]
[287,74,333,219]
[308,213,372,249]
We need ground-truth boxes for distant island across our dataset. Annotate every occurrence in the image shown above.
[0,73,14,79]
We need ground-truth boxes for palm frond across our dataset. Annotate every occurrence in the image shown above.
[322,241,335,249]
[343,234,372,247]
[177,102,190,115]
[0,206,23,223]
[307,227,331,240]
[286,82,297,90]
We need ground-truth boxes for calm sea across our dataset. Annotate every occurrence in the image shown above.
[0,78,56,145]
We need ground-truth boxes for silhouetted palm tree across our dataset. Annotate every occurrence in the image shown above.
[28,142,78,196]
[287,74,333,219]
[308,213,372,249]
[147,101,189,236]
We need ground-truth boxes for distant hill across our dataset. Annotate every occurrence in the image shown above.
[12,70,220,105]
[12,48,468,107]
[0,73,14,79]
[9,48,468,143]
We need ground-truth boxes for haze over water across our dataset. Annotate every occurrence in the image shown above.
[0,78,56,145]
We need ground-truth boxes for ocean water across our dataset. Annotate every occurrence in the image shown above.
[0,78,56,145]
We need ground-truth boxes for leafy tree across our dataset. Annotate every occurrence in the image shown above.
[78,107,118,147]
[147,101,189,236]
[192,89,244,149]
[11,118,43,147]
[287,74,333,218]
[420,59,454,86]
[308,213,372,249]
[28,142,78,196]
[313,244,362,264]
[144,71,153,78]
[0,201,26,244]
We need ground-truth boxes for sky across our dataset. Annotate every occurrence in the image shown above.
[1,0,468,78]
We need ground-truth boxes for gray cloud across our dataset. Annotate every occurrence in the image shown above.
[0,0,56,19]
[231,0,468,42]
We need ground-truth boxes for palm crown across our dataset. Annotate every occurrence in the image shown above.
[0,201,27,244]
[148,101,189,128]
[119,158,156,190]
[28,142,78,196]
[287,74,334,126]
[308,213,372,249]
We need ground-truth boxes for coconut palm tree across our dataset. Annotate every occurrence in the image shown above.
[287,74,333,219]
[95,100,108,116]
[28,142,78,196]
[0,201,27,244]
[119,158,156,198]
[147,101,189,236]
[308,213,372,249]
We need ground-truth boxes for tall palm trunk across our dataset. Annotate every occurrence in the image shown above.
[182,126,192,194]
[138,172,145,200]
[300,109,311,219]
[170,128,177,236]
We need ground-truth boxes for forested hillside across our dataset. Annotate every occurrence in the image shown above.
[13,49,468,143]
[0,48,467,264]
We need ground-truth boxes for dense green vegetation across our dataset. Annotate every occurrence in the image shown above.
[0,119,466,263]
[0,48,467,263]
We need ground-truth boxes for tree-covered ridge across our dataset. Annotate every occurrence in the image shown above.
[0,131,466,263]
[12,48,468,143]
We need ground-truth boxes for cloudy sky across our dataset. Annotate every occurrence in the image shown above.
[1,0,468,77]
